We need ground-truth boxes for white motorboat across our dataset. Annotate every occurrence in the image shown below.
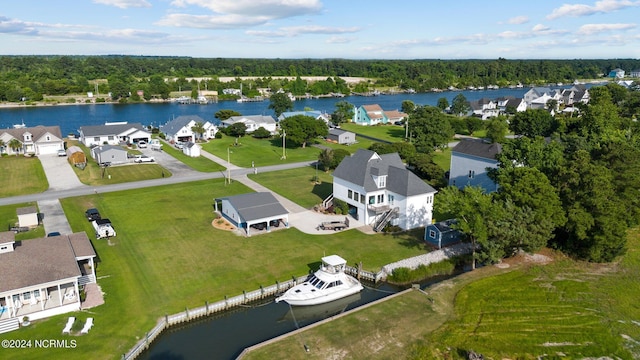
[275,255,364,306]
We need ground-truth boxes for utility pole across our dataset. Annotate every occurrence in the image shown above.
[281,129,286,160]
[227,147,232,184]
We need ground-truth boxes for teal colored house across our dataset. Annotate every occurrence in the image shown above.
[353,104,389,125]
[424,219,462,249]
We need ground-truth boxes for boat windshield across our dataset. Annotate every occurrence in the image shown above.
[309,276,326,289]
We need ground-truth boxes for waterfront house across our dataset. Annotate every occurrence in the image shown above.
[332,149,437,231]
[79,122,150,147]
[523,87,552,105]
[214,192,289,236]
[221,115,278,134]
[561,85,589,106]
[278,111,331,125]
[469,98,499,119]
[161,115,218,143]
[424,219,463,249]
[609,68,625,79]
[0,231,97,333]
[327,128,356,145]
[496,97,527,114]
[352,104,389,126]
[90,145,129,165]
[0,126,64,156]
[448,139,501,193]
[383,110,408,124]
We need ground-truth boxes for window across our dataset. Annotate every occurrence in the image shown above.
[93,137,100,142]
[108,136,114,141]
[34,290,40,298]
[46,136,50,141]
[377,194,384,203]
[348,190,353,199]
[429,230,436,238]
[23,292,31,300]
[354,191,359,201]
[468,170,473,178]
[388,194,395,205]
[379,175,386,188]
[360,194,365,204]
[369,196,375,205]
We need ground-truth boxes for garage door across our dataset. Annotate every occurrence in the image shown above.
[37,143,62,155]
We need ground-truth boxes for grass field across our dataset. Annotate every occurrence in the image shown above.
[2,177,429,360]
[0,156,48,196]
[339,122,406,143]
[245,233,640,359]
[248,166,334,209]
[201,134,322,167]
[160,140,225,172]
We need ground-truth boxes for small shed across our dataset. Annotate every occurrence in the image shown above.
[215,192,289,236]
[90,145,128,165]
[424,219,462,249]
[183,142,201,157]
[327,128,356,145]
[17,206,38,228]
[66,146,87,167]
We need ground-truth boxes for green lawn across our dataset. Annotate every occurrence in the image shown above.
[340,122,406,143]
[0,156,48,196]
[432,147,452,171]
[160,140,225,172]
[2,178,429,360]
[245,231,640,359]
[248,166,334,209]
[201,134,322,167]
[0,202,45,240]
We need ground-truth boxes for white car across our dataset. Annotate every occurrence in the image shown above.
[134,155,154,163]
[57,149,67,157]
[138,141,148,148]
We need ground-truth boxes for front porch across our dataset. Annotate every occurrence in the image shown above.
[0,283,80,321]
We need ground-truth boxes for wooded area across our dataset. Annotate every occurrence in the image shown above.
[1,56,640,102]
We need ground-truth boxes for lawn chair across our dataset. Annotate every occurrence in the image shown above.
[80,317,93,334]
[62,317,75,334]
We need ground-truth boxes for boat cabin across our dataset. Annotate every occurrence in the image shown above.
[321,255,347,274]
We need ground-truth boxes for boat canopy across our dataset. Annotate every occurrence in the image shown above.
[321,255,347,274]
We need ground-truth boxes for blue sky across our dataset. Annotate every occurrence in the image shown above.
[1,0,639,59]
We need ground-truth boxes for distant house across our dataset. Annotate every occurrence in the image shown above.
[424,219,462,249]
[630,69,640,78]
[278,111,331,125]
[530,93,560,110]
[332,149,437,231]
[496,97,527,114]
[90,145,129,165]
[383,110,408,124]
[17,206,38,228]
[79,122,151,147]
[183,142,201,157]
[214,192,289,236]
[469,98,499,119]
[0,231,97,331]
[352,104,389,126]
[523,87,552,105]
[449,139,501,193]
[561,85,590,106]
[327,128,356,145]
[221,115,277,134]
[609,68,625,79]
[0,126,64,156]
[161,115,217,143]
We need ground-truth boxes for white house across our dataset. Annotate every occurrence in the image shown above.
[469,98,499,119]
[161,115,218,143]
[449,139,501,193]
[0,232,97,332]
[221,115,278,134]
[79,122,151,147]
[183,142,201,157]
[278,111,331,125]
[0,126,64,156]
[332,149,437,231]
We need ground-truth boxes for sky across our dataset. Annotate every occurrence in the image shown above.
[1,0,639,59]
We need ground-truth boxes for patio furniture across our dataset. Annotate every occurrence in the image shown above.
[80,318,93,334]
[62,317,75,334]
[64,291,76,300]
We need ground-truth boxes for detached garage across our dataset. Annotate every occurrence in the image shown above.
[214,192,289,236]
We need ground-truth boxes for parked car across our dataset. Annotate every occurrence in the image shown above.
[134,155,154,163]
[47,231,61,237]
[85,208,101,221]
[138,141,147,148]
[57,149,67,157]
[174,142,184,149]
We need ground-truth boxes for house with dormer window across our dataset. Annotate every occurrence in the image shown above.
[0,126,64,156]
[161,115,218,143]
[332,149,437,231]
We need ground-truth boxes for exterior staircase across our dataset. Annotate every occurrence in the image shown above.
[0,318,20,334]
[321,193,334,210]
[373,207,399,232]
[78,274,96,286]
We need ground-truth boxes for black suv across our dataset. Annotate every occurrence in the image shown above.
[85,208,101,221]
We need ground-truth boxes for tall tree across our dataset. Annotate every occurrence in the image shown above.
[331,101,354,125]
[268,91,294,117]
[279,115,328,148]
[437,97,449,112]
[485,116,508,143]
[451,93,471,117]
[191,122,205,141]
[215,109,241,120]
[401,100,416,114]
[408,105,454,152]
[509,109,558,138]
[8,139,21,156]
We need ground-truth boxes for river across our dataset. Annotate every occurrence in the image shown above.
[0,87,577,137]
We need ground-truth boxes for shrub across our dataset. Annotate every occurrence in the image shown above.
[214,132,223,139]
[387,258,458,284]
[333,198,349,215]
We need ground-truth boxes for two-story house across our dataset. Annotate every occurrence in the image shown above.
[161,115,218,143]
[352,104,389,126]
[448,139,501,193]
[221,115,277,134]
[469,98,499,119]
[332,149,437,231]
[0,126,64,156]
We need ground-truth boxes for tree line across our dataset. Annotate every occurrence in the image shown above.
[1,56,640,102]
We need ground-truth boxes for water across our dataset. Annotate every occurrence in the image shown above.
[138,284,401,360]
[0,87,559,136]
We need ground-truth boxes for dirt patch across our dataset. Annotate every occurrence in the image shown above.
[212,217,236,231]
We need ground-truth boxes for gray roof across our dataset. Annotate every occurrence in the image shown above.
[223,115,276,126]
[93,144,127,155]
[333,149,436,196]
[452,139,502,160]
[219,192,288,222]
[17,206,37,216]
[1,126,63,142]
[0,232,95,293]
[328,128,353,136]
[162,115,206,137]
[80,123,146,137]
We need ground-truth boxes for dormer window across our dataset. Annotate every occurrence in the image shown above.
[378,175,386,188]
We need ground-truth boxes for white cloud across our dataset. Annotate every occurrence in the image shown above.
[326,36,351,44]
[156,13,270,29]
[245,25,359,38]
[507,15,529,25]
[577,23,636,34]
[169,0,322,18]
[93,0,152,9]
[547,0,640,20]
[532,24,551,32]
